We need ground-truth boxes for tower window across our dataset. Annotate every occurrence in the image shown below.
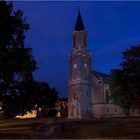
[84,63,87,68]
[74,64,77,68]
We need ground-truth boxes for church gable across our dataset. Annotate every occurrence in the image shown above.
[91,71,110,85]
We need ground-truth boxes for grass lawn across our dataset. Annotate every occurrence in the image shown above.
[0,117,140,139]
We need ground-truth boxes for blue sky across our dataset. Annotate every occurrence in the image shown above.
[13,1,140,97]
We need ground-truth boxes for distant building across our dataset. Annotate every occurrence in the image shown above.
[68,11,140,118]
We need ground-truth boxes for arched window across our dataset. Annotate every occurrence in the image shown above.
[106,89,110,103]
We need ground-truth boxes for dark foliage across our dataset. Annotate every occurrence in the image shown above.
[0,1,59,119]
[34,82,59,118]
[0,1,37,119]
[109,45,140,111]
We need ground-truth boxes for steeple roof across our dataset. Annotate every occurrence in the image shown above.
[74,10,85,31]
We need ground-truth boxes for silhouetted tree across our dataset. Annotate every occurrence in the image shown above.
[110,45,140,115]
[34,82,59,118]
[0,1,59,119]
[0,1,37,119]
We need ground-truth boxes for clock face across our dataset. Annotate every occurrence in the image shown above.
[84,63,87,68]
[73,64,77,68]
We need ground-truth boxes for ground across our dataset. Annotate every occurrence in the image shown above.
[0,118,53,139]
[0,117,140,139]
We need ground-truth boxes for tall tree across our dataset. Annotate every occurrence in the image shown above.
[110,45,140,113]
[0,1,37,118]
[0,1,59,119]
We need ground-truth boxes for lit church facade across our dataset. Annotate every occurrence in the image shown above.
[68,11,139,119]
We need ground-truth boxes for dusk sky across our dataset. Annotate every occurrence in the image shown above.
[13,1,140,97]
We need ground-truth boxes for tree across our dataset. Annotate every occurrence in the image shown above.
[109,45,140,114]
[0,1,37,119]
[121,45,140,108]
[0,1,59,119]
[34,82,59,118]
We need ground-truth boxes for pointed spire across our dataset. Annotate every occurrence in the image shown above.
[74,9,85,31]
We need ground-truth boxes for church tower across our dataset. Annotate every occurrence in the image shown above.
[68,11,92,118]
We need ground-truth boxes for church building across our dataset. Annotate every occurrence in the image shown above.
[68,11,139,119]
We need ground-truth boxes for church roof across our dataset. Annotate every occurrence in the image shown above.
[91,71,110,84]
[92,71,109,78]
[74,11,85,31]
